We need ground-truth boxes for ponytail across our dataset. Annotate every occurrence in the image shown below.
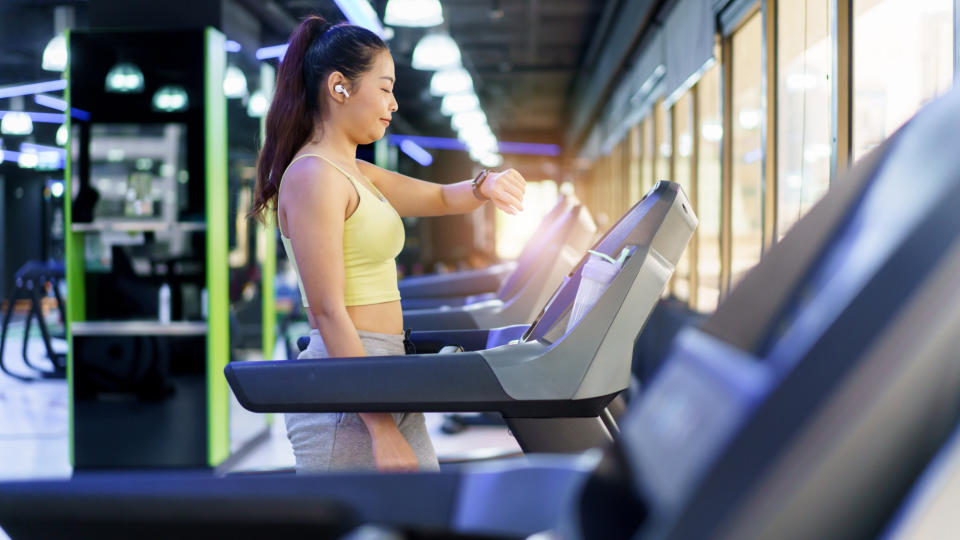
[248,15,387,223]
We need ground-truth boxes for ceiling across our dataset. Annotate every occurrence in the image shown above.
[0,0,612,156]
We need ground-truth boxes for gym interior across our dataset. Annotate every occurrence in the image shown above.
[1,0,960,538]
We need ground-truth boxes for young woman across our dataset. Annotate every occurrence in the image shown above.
[249,16,528,473]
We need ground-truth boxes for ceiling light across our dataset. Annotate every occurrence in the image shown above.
[1,112,33,136]
[333,0,386,38]
[480,153,503,168]
[17,146,38,169]
[466,134,498,154]
[0,80,67,100]
[701,123,723,142]
[36,150,62,170]
[0,111,63,124]
[223,65,247,98]
[398,139,433,166]
[412,34,461,71]
[256,44,287,61]
[451,110,487,131]
[737,108,762,130]
[225,40,242,53]
[105,62,144,93]
[56,124,67,146]
[384,0,444,27]
[34,94,90,120]
[441,92,479,116]
[247,90,268,118]
[42,34,68,72]
[152,85,189,112]
[50,180,65,198]
[430,68,472,96]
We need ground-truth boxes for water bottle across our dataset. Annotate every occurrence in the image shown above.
[566,248,629,334]
[158,282,171,324]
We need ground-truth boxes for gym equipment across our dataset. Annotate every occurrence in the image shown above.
[228,181,696,454]
[881,418,960,539]
[398,195,571,307]
[5,85,960,540]
[0,260,67,381]
[616,86,960,539]
[400,201,597,330]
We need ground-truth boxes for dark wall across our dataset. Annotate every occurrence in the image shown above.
[1,171,46,301]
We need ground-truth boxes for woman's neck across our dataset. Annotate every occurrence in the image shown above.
[306,121,358,166]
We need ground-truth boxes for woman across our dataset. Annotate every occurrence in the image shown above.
[249,15,527,473]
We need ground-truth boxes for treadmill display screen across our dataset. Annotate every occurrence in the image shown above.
[523,187,660,342]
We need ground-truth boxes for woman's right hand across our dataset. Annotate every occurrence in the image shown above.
[364,414,420,472]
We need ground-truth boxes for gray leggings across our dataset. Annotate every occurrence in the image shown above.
[285,329,440,473]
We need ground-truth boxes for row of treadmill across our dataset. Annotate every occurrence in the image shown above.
[2,89,960,539]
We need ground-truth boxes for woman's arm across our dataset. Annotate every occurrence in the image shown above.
[281,158,419,472]
[357,159,527,217]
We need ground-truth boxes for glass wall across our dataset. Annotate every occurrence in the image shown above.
[642,115,656,192]
[655,100,671,184]
[697,61,722,312]
[671,92,694,301]
[574,0,955,314]
[777,0,833,239]
[729,12,764,288]
[852,0,954,160]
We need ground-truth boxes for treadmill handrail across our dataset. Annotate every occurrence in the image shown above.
[224,353,617,417]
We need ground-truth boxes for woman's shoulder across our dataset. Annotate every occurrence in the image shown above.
[281,154,351,198]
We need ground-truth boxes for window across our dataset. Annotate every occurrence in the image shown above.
[729,12,764,288]
[852,0,954,161]
[672,91,694,301]
[655,100,671,185]
[777,0,833,239]
[642,115,655,192]
[628,123,643,205]
[496,180,559,259]
[697,60,722,312]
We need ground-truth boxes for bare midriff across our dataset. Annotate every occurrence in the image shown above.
[306,301,404,336]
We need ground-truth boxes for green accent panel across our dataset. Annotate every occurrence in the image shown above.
[259,66,277,427]
[204,27,230,467]
[260,214,277,362]
[63,29,84,467]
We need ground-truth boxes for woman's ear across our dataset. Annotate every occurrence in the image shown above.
[327,72,349,103]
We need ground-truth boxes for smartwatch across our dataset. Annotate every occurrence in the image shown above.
[472,169,491,201]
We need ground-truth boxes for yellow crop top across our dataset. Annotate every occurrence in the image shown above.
[278,154,404,307]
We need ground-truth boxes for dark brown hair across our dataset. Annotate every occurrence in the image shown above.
[248,15,388,223]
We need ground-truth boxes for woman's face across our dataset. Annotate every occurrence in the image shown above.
[344,50,398,144]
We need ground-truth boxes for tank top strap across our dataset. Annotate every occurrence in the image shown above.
[277,153,389,237]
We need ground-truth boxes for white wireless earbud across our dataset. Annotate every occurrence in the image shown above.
[335,84,350,98]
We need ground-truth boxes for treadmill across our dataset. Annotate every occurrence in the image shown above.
[400,201,597,330]
[609,86,960,540]
[0,181,695,540]
[398,195,572,306]
[881,418,960,539]
[228,181,696,454]
[6,90,960,539]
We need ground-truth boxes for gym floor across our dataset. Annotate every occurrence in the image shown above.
[0,320,522,512]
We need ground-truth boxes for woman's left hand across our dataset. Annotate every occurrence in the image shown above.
[480,169,527,215]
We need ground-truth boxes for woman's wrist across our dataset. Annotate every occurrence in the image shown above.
[471,169,492,201]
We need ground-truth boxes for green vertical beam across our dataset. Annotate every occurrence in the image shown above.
[260,215,277,362]
[260,63,277,367]
[64,29,85,467]
[258,63,277,427]
[204,27,230,467]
